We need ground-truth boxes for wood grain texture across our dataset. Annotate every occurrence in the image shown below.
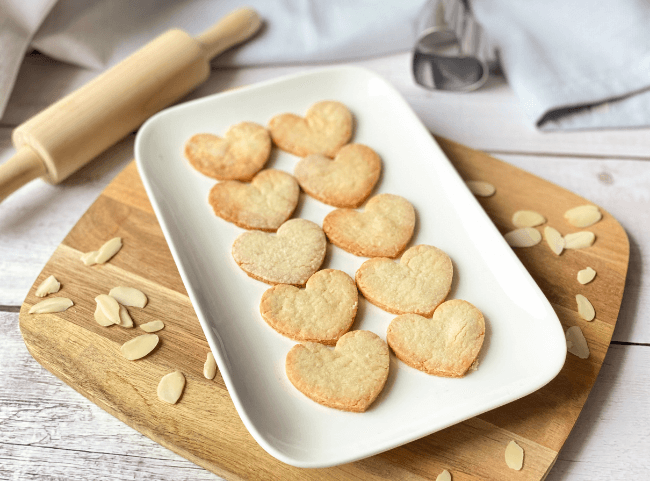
[18,138,629,481]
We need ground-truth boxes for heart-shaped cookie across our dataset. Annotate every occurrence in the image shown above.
[268,101,353,158]
[323,194,415,258]
[356,244,453,316]
[208,169,300,231]
[232,219,327,286]
[184,122,271,181]
[285,330,390,412]
[260,269,358,345]
[294,143,381,207]
[387,299,485,377]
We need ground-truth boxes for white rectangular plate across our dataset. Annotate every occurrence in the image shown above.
[135,66,566,468]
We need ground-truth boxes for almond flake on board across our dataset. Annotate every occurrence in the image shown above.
[512,210,546,228]
[436,469,452,481]
[94,304,115,326]
[577,267,597,284]
[505,440,524,470]
[109,286,148,308]
[118,305,134,328]
[157,371,186,404]
[564,231,595,249]
[120,334,159,360]
[95,294,120,324]
[543,226,565,255]
[504,227,542,247]
[566,325,590,359]
[204,352,217,380]
[29,297,73,314]
[140,320,164,333]
[564,205,602,228]
[576,294,595,321]
[35,275,61,297]
[82,237,122,265]
[466,180,495,197]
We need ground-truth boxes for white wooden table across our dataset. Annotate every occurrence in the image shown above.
[1,51,649,480]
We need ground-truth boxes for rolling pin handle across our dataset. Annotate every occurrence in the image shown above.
[196,7,262,60]
[0,146,47,203]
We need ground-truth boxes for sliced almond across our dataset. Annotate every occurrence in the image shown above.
[81,251,99,266]
[94,304,115,326]
[118,305,134,328]
[512,210,545,228]
[140,320,164,333]
[576,294,595,321]
[564,231,595,249]
[466,180,496,197]
[157,371,186,404]
[95,294,120,324]
[566,325,590,359]
[204,352,217,380]
[120,334,159,360]
[577,267,596,284]
[564,205,602,228]
[544,226,565,255]
[504,227,542,247]
[35,275,61,297]
[82,237,122,265]
[29,297,73,314]
[505,440,524,470]
[436,469,452,481]
[109,286,148,308]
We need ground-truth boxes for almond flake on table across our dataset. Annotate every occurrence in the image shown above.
[109,286,148,308]
[120,334,159,360]
[94,304,115,326]
[117,305,134,328]
[512,210,546,228]
[95,294,120,324]
[157,371,186,404]
[544,226,565,255]
[505,440,524,470]
[81,237,123,266]
[29,297,73,314]
[465,180,495,197]
[564,231,596,249]
[504,227,542,247]
[566,325,590,359]
[576,294,596,321]
[35,275,61,297]
[436,469,452,481]
[564,205,602,228]
[204,352,217,380]
[577,267,597,284]
[140,320,164,333]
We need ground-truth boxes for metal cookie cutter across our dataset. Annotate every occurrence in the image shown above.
[413,0,494,92]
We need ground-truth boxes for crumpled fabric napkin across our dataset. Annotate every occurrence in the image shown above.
[471,0,650,130]
[0,0,428,120]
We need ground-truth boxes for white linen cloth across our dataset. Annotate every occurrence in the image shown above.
[2,0,650,130]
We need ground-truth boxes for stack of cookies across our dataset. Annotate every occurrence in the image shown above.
[184,100,485,413]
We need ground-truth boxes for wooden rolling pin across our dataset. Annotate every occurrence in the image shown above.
[0,7,262,202]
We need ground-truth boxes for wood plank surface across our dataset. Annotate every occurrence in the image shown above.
[17,138,629,480]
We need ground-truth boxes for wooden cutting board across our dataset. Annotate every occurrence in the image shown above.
[19,137,629,481]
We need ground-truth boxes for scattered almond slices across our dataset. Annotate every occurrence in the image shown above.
[564,231,596,249]
[512,210,546,228]
[505,440,524,470]
[35,275,61,297]
[120,334,159,360]
[565,205,602,228]
[81,237,123,266]
[140,320,164,333]
[466,180,495,197]
[504,227,542,247]
[436,469,452,481]
[204,352,217,380]
[578,267,597,284]
[109,286,148,308]
[566,325,590,359]
[29,297,73,314]
[94,304,115,326]
[157,371,186,404]
[543,226,565,255]
[576,294,595,321]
